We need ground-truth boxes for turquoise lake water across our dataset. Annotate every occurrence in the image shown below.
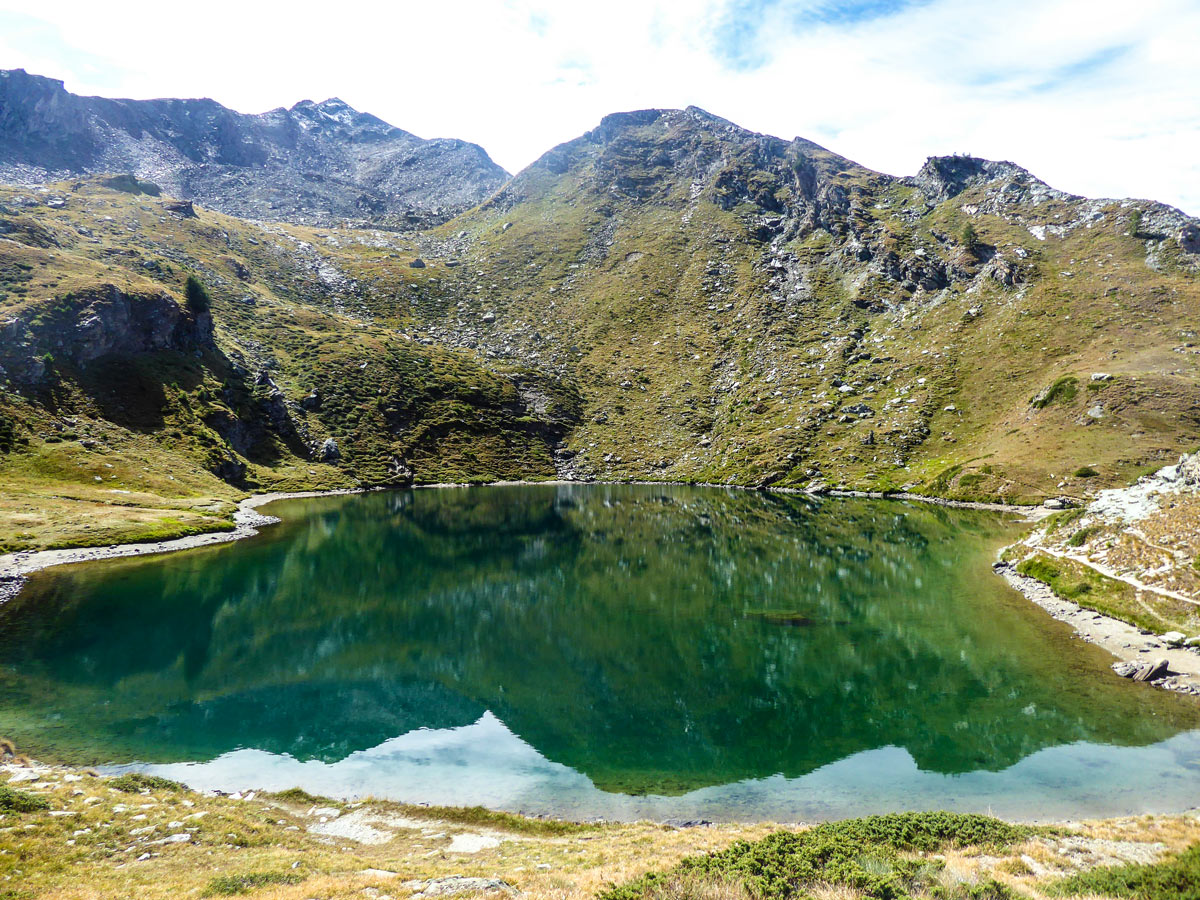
[1,485,1197,821]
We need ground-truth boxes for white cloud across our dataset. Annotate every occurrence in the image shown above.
[0,0,1195,213]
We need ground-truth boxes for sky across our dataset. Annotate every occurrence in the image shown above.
[1,0,1197,214]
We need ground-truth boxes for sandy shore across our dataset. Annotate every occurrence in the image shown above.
[0,488,373,603]
[994,560,1200,695]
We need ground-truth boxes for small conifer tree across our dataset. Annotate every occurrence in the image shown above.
[960,222,979,255]
[184,275,211,314]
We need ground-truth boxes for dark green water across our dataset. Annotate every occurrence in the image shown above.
[1,485,1198,821]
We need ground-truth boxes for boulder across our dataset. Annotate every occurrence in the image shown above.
[387,456,414,484]
[317,437,340,462]
[1132,658,1170,682]
[1163,631,1187,646]
[163,199,197,218]
[409,258,426,268]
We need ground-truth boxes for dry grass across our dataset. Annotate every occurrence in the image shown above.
[4,760,1200,900]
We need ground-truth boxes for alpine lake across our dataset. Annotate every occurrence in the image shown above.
[2,484,1198,822]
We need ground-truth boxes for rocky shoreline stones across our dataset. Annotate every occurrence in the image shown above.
[1112,658,1170,682]
[993,560,1200,696]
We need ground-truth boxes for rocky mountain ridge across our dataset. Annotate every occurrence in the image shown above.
[0,69,509,227]
[0,88,1198,553]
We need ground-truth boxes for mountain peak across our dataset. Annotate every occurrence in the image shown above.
[912,154,1041,202]
[0,70,509,226]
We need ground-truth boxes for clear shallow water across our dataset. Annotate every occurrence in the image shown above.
[1,485,1198,821]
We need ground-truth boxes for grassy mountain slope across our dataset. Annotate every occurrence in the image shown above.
[0,106,1197,550]
[0,181,577,550]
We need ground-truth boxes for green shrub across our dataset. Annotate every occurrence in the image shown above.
[1031,376,1078,410]
[0,784,51,812]
[601,813,1033,900]
[1066,525,1103,547]
[1128,208,1143,238]
[1073,466,1099,478]
[108,772,186,793]
[203,872,303,896]
[0,409,19,454]
[267,786,328,805]
[1049,841,1200,899]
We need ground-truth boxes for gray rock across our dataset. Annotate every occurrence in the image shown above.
[317,437,340,462]
[404,877,516,898]
[1133,658,1170,682]
[409,258,426,268]
[1163,631,1187,646]
[163,199,197,218]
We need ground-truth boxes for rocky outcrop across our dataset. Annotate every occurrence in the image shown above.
[0,284,212,383]
[0,69,509,226]
[910,155,1038,203]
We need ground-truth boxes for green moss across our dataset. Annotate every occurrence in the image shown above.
[265,787,329,805]
[382,803,599,836]
[1042,508,1085,536]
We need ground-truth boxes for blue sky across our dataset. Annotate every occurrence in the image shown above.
[1,0,1196,214]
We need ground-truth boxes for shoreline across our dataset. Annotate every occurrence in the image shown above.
[2,479,1190,700]
[0,487,375,602]
[0,480,1047,601]
[993,560,1200,696]
[4,477,1168,701]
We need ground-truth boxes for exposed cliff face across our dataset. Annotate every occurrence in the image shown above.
[0,69,509,226]
[0,285,213,384]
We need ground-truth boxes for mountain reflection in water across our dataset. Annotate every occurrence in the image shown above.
[1,485,1197,816]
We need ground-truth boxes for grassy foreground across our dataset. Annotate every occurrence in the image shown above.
[2,763,1199,900]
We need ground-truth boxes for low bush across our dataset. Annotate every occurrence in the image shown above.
[1031,376,1078,410]
[0,784,50,812]
[1066,525,1103,547]
[108,772,186,793]
[203,872,303,896]
[1049,841,1200,899]
[600,812,1033,900]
